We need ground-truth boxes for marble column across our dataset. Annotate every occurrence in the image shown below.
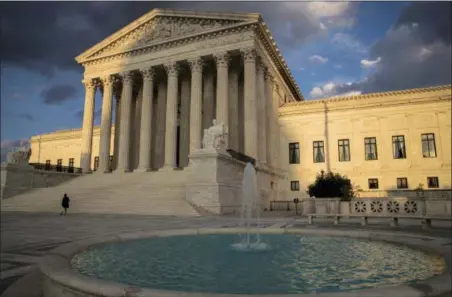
[113,85,121,170]
[116,71,133,172]
[188,57,204,154]
[257,61,267,165]
[80,79,97,173]
[162,62,179,170]
[241,48,258,160]
[238,74,244,153]
[179,74,191,168]
[202,71,215,132]
[214,52,230,130]
[264,70,273,167]
[131,86,142,170]
[228,65,240,152]
[137,68,155,172]
[155,81,167,169]
[272,80,281,169]
[98,75,115,173]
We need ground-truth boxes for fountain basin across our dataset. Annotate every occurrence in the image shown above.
[41,228,452,297]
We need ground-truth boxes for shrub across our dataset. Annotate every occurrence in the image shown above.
[306,170,354,201]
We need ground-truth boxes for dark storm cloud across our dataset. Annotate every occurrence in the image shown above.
[15,113,35,122]
[41,84,79,105]
[331,2,451,95]
[0,2,350,77]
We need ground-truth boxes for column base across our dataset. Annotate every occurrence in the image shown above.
[113,168,132,174]
[134,167,153,173]
[159,165,177,172]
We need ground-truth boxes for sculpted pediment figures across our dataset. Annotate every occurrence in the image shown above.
[87,16,241,59]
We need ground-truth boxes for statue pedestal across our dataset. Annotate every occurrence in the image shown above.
[185,149,246,215]
[1,162,35,199]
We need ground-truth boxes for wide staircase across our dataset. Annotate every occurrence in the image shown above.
[0,170,201,216]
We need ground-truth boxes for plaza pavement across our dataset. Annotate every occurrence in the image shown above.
[1,211,451,297]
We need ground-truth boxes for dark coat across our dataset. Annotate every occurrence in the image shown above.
[62,196,70,208]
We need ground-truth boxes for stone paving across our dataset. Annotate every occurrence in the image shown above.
[1,211,451,296]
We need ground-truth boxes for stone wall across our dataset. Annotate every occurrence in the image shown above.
[0,163,81,199]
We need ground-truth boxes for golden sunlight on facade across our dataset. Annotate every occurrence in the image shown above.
[29,84,451,199]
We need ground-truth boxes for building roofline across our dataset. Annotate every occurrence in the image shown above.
[281,85,451,107]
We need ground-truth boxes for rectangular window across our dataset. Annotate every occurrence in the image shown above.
[365,137,378,160]
[45,160,51,170]
[93,156,99,171]
[392,135,407,159]
[368,178,379,189]
[422,133,437,158]
[289,142,300,164]
[427,177,439,188]
[108,155,114,171]
[68,158,74,173]
[56,159,62,172]
[313,141,325,163]
[397,177,408,189]
[338,139,350,162]
[290,181,300,191]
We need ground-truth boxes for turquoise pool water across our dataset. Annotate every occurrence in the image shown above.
[71,234,444,294]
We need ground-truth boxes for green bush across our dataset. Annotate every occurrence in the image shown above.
[306,170,354,201]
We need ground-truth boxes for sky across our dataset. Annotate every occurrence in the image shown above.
[1,1,451,158]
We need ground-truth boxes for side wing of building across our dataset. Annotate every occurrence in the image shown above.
[278,85,451,199]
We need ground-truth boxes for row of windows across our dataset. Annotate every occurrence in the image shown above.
[290,177,440,192]
[45,156,114,171]
[289,133,437,164]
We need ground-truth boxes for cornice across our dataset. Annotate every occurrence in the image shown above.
[79,22,258,67]
[279,85,452,117]
[281,85,451,108]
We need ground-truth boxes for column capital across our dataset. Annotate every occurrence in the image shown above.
[257,60,267,75]
[140,68,155,81]
[164,62,179,77]
[113,84,122,102]
[240,48,257,63]
[263,68,273,81]
[213,52,230,68]
[119,71,133,84]
[100,75,115,87]
[82,78,97,90]
[188,57,204,73]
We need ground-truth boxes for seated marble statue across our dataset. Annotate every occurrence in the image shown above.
[6,146,31,165]
[202,119,228,151]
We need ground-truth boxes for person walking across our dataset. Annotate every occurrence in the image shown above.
[60,193,70,216]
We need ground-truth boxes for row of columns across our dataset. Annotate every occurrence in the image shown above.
[80,48,281,174]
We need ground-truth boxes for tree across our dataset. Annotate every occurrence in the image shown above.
[306,170,355,201]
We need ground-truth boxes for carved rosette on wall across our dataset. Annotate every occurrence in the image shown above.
[164,62,179,77]
[140,68,155,81]
[240,48,257,63]
[213,52,230,68]
[188,57,204,73]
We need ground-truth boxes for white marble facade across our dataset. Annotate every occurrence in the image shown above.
[77,9,302,174]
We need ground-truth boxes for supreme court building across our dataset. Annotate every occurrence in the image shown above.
[29,9,451,200]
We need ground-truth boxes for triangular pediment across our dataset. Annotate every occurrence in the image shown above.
[76,9,259,62]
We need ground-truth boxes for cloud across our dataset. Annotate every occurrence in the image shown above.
[41,84,79,105]
[0,2,357,77]
[331,32,368,54]
[308,55,329,64]
[360,57,381,68]
[324,2,451,95]
[309,81,361,99]
[16,113,35,121]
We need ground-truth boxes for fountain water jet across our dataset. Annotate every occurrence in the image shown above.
[231,163,270,251]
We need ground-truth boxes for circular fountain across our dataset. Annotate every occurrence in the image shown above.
[40,164,452,297]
